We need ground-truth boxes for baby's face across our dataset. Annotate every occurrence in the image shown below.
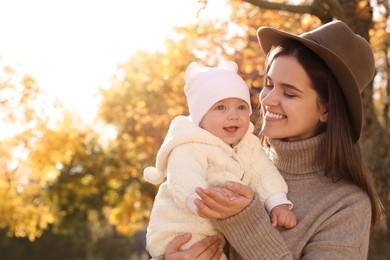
[200,98,250,146]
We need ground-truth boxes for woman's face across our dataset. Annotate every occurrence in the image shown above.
[260,55,328,141]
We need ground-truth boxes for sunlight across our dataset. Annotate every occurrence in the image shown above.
[0,0,208,123]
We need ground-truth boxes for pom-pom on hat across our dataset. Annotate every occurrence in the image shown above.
[144,166,162,185]
[184,61,252,125]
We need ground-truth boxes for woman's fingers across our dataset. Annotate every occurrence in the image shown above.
[195,188,226,219]
[189,236,222,259]
[195,183,255,220]
[200,187,231,207]
[165,234,222,260]
[165,233,193,255]
[225,181,254,199]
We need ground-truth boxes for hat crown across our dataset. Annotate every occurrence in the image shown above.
[300,21,375,93]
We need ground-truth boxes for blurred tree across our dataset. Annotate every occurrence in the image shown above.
[33,117,107,232]
[0,63,129,257]
[0,65,60,241]
[0,63,107,249]
[98,43,197,234]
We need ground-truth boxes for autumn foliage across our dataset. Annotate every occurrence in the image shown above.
[0,0,389,258]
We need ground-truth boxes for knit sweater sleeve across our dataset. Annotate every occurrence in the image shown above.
[214,188,372,259]
[214,193,292,259]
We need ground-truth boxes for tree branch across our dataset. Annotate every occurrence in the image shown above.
[322,0,345,20]
[243,0,345,23]
[244,0,312,14]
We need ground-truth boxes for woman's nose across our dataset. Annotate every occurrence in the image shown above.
[260,88,278,106]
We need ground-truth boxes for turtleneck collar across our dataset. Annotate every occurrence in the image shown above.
[266,133,326,174]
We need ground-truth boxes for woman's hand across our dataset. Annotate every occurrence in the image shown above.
[195,181,254,219]
[165,234,222,260]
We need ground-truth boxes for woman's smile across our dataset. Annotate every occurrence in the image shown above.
[265,111,286,120]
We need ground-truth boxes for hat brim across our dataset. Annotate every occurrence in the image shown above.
[257,27,362,140]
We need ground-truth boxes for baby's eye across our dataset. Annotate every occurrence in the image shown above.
[238,105,247,110]
[216,105,226,110]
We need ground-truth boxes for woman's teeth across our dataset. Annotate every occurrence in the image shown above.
[266,111,285,119]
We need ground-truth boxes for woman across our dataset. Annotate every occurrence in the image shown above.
[164,20,383,259]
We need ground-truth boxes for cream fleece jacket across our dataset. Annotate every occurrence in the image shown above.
[145,116,291,258]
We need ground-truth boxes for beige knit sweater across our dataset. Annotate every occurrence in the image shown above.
[215,134,372,259]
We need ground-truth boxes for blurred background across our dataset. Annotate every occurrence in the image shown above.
[0,0,389,259]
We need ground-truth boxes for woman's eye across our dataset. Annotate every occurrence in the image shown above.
[283,91,296,98]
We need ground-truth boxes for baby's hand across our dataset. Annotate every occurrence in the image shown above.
[270,204,297,228]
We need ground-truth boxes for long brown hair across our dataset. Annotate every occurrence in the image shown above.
[259,40,383,225]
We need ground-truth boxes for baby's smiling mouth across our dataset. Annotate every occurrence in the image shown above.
[224,126,238,132]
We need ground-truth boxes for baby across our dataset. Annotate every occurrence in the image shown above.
[144,61,296,259]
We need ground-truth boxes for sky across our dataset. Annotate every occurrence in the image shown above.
[0,0,223,123]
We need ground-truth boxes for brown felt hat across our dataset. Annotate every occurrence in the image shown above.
[257,20,375,140]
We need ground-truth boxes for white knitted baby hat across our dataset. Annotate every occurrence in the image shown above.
[184,61,252,125]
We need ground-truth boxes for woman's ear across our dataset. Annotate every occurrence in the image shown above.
[318,102,328,123]
[320,112,328,123]
[319,109,328,123]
